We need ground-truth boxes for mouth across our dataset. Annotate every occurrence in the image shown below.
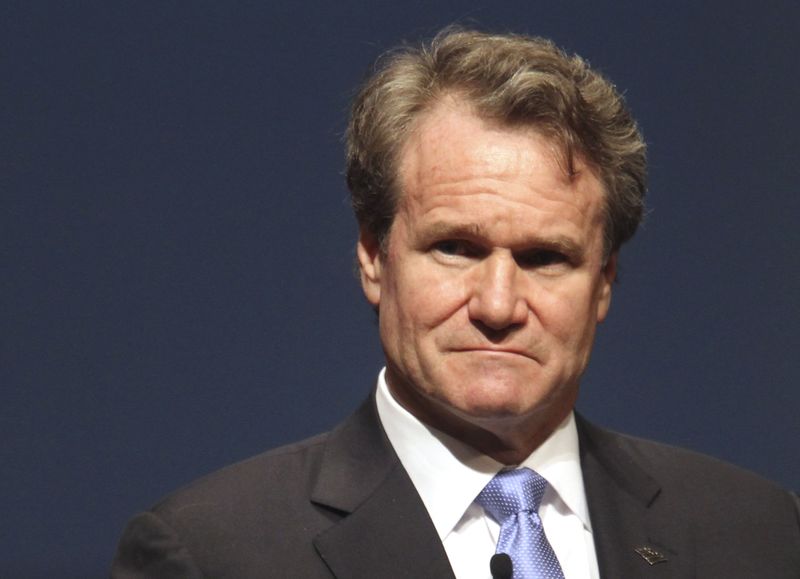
[453,347,538,362]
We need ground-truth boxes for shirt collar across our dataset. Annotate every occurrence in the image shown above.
[375,368,592,539]
[517,408,592,532]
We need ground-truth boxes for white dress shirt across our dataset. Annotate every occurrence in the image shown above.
[375,368,600,579]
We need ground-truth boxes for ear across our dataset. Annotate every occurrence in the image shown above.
[357,228,383,306]
[596,252,617,322]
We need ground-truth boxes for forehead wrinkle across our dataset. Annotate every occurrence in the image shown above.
[412,185,600,231]
[400,143,598,222]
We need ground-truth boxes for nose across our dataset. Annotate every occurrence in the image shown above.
[467,252,528,331]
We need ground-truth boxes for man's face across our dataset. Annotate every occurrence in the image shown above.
[358,98,616,451]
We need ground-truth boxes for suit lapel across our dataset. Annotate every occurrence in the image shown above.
[577,416,694,579]
[307,399,695,578]
[310,395,456,579]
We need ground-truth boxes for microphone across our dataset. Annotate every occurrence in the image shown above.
[490,553,513,579]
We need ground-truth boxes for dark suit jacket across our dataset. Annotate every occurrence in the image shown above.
[112,395,800,578]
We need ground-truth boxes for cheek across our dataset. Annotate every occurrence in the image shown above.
[533,286,598,348]
[378,274,436,350]
[395,287,462,337]
[388,263,469,328]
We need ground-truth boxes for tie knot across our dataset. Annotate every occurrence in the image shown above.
[477,468,548,523]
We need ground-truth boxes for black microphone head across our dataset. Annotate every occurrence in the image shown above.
[490,553,513,579]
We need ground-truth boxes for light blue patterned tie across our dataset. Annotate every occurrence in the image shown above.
[477,468,565,579]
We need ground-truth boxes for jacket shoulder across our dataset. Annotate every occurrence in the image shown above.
[578,417,800,578]
[579,416,800,574]
[112,432,340,578]
[587,422,790,497]
[154,431,330,516]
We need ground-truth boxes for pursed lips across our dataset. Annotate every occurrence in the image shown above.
[450,347,539,362]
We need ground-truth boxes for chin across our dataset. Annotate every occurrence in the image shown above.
[451,371,571,417]
[445,384,546,420]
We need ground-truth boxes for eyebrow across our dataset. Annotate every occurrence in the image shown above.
[423,221,486,240]
[420,221,584,257]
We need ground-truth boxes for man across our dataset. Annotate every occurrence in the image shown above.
[112,28,800,578]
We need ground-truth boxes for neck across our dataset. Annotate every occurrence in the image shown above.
[386,375,575,465]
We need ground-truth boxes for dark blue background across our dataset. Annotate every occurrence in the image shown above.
[3,1,798,576]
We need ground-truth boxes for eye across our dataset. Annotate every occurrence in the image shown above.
[432,239,477,257]
[435,240,460,255]
[516,249,569,269]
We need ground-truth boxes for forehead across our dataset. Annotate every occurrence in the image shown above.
[395,98,605,233]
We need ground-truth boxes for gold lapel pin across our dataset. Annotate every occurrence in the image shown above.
[634,545,668,565]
